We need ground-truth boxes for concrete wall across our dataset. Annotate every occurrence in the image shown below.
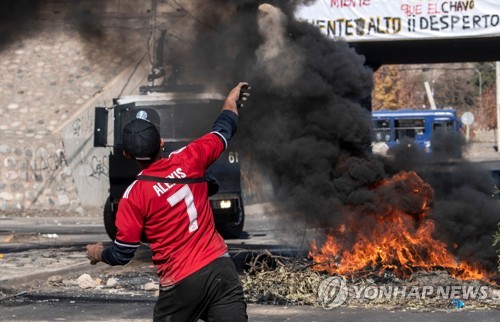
[2,0,494,214]
[0,135,78,212]
[0,2,147,214]
[59,58,150,208]
[0,0,266,214]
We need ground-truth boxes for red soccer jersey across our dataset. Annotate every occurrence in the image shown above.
[115,133,228,286]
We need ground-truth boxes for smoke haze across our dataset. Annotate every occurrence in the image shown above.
[171,0,498,271]
[3,0,497,271]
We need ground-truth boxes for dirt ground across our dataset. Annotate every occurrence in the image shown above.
[1,242,499,312]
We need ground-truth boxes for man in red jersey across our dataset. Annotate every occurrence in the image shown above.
[86,82,249,322]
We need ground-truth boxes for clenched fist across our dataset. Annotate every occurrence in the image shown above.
[86,242,103,265]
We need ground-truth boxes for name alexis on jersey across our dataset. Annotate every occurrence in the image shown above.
[152,167,187,197]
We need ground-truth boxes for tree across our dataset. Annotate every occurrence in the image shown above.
[372,63,496,129]
[477,86,497,129]
[372,65,426,110]
[372,65,399,110]
[474,62,497,129]
[493,221,500,271]
[432,72,476,111]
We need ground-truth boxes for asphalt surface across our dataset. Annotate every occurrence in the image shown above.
[1,203,499,321]
[2,293,500,322]
[2,276,500,321]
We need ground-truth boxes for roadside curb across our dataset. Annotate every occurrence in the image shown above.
[0,246,153,292]
[0,260,96,289]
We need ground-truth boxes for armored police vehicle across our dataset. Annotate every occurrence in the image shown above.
[93,82,245,240]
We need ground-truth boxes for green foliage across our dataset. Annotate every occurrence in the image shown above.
[475,62,496,89]
[494,223,500,272]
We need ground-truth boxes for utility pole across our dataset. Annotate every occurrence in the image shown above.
[474,68,482,109]
[424,81,437,109]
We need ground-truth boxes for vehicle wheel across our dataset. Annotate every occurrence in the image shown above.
[216,197,245,239]
[103,197,149,243]
[103,197,117,241]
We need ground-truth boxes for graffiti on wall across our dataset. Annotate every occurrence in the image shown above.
[2,149,68,182]
[71,113,95,138]
[89,155,109,179]
[24,149,69,182]
[69,114,110,180]
[2,146,108,183]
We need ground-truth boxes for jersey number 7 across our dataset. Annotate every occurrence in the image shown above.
[167,185,199,233]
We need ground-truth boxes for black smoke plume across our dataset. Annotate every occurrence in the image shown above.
[0,0,144,64]
[3,0,496,271]
[167,1,498,271]
[383,133,499,270]
[0,0,40,51]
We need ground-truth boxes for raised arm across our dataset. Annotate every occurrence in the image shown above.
[211,82,250,148]
[221,82,250,115]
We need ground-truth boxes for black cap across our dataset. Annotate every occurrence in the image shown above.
[122,118,161,161]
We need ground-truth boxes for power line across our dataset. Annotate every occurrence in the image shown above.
[171,0,215,31]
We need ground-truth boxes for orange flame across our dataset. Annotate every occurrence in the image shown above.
[309,171,486,280]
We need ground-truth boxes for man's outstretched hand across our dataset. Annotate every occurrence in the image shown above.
[86,242,103,265]
[223,82,250,114]
[236,84,251,109]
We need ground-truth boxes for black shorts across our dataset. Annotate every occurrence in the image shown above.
[153,257,248,322]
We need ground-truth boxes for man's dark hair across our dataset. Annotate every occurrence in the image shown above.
[122,118,161,160]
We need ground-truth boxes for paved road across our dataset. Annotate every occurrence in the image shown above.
[2,295,499,322]
[1,203,499,321]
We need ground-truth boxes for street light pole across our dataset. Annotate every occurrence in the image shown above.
[473,68,482,109]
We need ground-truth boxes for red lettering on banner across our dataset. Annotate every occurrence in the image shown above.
[330,0,371,8]
[427,3,442,15]
[401,4,423,16]
[444,1,475,13]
